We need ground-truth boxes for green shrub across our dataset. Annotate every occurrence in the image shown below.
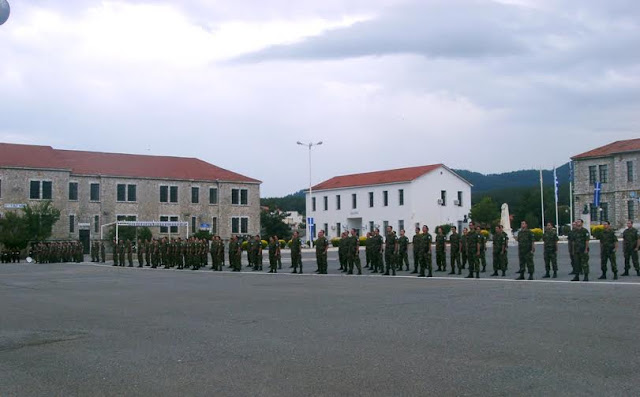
[480,229,490,239]
[279,239,286,249]
[437,224,453,236]
[261,240,268,249]
[591,225,604,240]
[331,238,341,247]
[359,236,367,246]
[241,241,248,251]
[531,228,543,241]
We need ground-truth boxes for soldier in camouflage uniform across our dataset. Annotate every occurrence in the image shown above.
[339,231,348,272]
[435,227,446,272]
[449,226,461,275]
[516,221,535,280]
[475,225,487,272]
[100,241,106,263]
[137,239,145,268]
[267,236,278,273]
[568,221,579,275]
[460,228,469,271]
[364,232,372,269]
[371,229,384,273]
[419,225,432,277]
[411,227,422,274]
[229,235,241,271]
[492,225,508,276]
[571,219,590,282]
[542,222,559,278]
[315,230,329,274]
[466,223,480,279]
[126,240,133,267]
[599,221,618,280]
[621,220,640,276]
[347,229,362,275]
[290,231,303,274]
[112,239,119,266]
[397,229,410,271]
[384,226,398,276]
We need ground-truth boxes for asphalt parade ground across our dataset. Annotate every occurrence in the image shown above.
[2,244,640,397]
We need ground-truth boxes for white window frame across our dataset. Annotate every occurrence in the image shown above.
[191,186,200,204]
[90,182,100,202]
[160,185,179,204]
[231,216,249,234]
[29,179,53,200]
[209,187,218,205]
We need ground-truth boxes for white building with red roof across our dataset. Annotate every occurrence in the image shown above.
[307,164,472,240]
[571,138,640,228]
[0,143,261,247]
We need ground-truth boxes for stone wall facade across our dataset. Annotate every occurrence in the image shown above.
[0,167,260,241]
[573,152,639,228]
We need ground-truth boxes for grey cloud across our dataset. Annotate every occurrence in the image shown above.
[233,1,529,62]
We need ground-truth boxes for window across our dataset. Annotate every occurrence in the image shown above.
[323,196,328,211]
[42,181,52,199]
[159,215,179,233]
[440,190,447,206]
[94,215,99,233]
[117,184,136,202]
[160,186,178,203]
[368,192,374,207]
[399,189,404,206]
[209,188,218,204]
[336,222,341,237]
[599,165,608,184]
[170,186,178,203]
[600,202,609,222]
[212,217,218,235]
[352,193,357,209]
[191,187,199,204]
[231,217,249,234]
[127,184,137,202]
[629,200,636,222]
[383,191,388,207]
[69,215,75,233]
[191,216,197,232]
[369,221,374,232]
[0,179,2,198]
[29,180,52,200]
[312,197,316,212]
[383,221,389,231]
[90,183,100,201]
[589,166,597,185]
[117,214,137,222]
[628,161,634,183]
[324,223,328,237]
[68,182,78,201]
[231,188,248,205]
[398,220,404,231]
[117,184,126,202]
[590,204,598,223]
[336,195,341,210]
[457,191,463,206]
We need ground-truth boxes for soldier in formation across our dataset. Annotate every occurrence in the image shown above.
[435,227,446,272]
[571,219,590,282]
[315,230,329,274]
[599,221,618,280]
[516,221,535,280]
[290,231,302,274]
[347,228,362,275]
[492,225,508,276]
[622,220,639,276]
[384,226,398,276]
[30,241,83,263]
[397,229,410,271]
[542,222,559,278]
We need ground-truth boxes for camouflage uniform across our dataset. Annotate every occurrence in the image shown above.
[384,231,398,276]
[435,232,446,272]
[572,227,590,281]
[600,228,618,278]
[449,232,461,274]
[315,236,329,274]
[397,235,410,271]
[516,228,534,278]
[542,228,559,277]
[290,236,302,273]
[622,226,639,276]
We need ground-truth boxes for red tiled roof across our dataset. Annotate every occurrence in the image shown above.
[312,164,444,190]
[0,143,260,183]
[572,139,640,160]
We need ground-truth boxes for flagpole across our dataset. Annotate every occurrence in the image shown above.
[569,161,574,226]
[540,168,545,229]
[554,166,559,231]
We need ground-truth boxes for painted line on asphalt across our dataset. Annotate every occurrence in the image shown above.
[57,262,640,287]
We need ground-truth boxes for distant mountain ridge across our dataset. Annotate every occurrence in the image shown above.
[454,163,570,193]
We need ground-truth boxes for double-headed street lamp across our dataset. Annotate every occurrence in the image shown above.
[297,141,323,244]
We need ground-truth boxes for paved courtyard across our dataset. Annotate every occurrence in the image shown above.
[1,244,640,396]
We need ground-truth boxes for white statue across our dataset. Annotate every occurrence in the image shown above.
[501,203,513,240]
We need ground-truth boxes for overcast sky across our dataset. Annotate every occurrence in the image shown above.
[2,0,639,196]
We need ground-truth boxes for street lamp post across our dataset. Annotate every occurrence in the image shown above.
[297,141,323,245]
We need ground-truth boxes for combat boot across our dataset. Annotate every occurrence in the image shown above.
[465,272,474,279]
[621,270,629,276]
[481,266,486,273]
[571,274,580,281]
[292,269,297,274]
[457,269,462,275]
[542,271,550,278]
[528,273,534,280]
[391,269,396,276]
[552,271,557,278]
[598,272,606,280]
[449,269,456,275]
[475,272,480,279]
[384,271,390,276]
[583,274,589,281]
[358,270,362,275]
[427,270,432,277]
[411,270,418,274]
[516,272,525,280]
[418,272,425,277]
[347,271,353,275]
[491,271,498,276]
[501,270,506,276]
[613,272,618,280]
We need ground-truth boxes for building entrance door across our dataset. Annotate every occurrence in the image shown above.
[79,230,90,254]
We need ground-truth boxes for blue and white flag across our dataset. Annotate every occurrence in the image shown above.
[569,161,574,183]
[594,182,602,207]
